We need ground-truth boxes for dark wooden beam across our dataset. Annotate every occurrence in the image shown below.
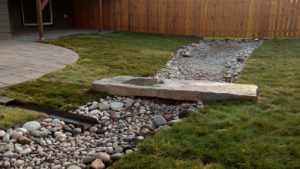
[36,0,44,40]
[41,0,49,10]
[98,0,103,32]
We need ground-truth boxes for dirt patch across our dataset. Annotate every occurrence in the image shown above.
[153,39,263,82]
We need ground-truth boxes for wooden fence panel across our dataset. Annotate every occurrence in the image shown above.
[102,0,300,38]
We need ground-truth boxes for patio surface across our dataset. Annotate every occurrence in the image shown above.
[0,29,98,88]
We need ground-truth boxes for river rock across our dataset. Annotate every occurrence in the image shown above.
[2,133,10,143]
[14,144,23,152]
[19,147,31,155]
[123,98,135,107]
[111,153,123,161]
[179,109,192,118]
[89,126,98,132]
[16,128,28,134]
[168,119,181,126]
[90,159,105,169]
[11,131,23,139]
[17,136,31,145]
[92,152,112,165]
[110,102,124,111]
[32,129,49,137]
[83,156,96,164]
[15,160,24,167]
[67,165,82,169]
[0,130,6,137]
[3,151,14,157]
[99,102,110,110]
[54,132,67,139]
[153,115,167,127]
[22,121,41,132]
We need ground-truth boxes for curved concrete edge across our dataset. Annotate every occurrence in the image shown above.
[0,41,79,88]
[92,76,258,101]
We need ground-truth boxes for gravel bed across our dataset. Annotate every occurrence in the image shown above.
[153,39,263,82]
[0,96,203,169]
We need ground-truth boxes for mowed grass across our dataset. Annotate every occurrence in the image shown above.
[0,32,200,111]
[0,106,46,129]
[110,39,300,169]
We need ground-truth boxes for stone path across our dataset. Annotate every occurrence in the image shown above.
[0,40,78,88]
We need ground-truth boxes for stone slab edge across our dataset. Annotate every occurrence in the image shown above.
[92,76,258,101]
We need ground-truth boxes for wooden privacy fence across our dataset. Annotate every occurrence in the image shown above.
[102,0,300,38]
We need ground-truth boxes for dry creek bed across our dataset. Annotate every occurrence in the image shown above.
[154,39,263,82]
[0,39,263,169]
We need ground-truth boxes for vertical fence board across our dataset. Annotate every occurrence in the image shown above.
[102,0,300,38]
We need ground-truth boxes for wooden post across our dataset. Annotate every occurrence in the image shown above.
[36,0,44,40]
[98,0,103,32]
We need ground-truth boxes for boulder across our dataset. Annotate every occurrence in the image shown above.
[22,121,41,132]
[92,76,258,101]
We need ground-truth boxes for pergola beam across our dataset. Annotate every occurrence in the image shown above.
[36,0,44,40]
[98,0,103,32]
[36,0,49,40]
[41,0,49,10]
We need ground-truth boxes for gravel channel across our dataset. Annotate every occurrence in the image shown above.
[154,39,263,82]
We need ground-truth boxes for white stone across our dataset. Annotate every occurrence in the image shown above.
[15,160,25,167]
[110,102,124,111]
[67,165,82,169]
[123,98,135,107]
[99,101,110,110]
[168,119,181,126]
[0,130,5,137]
[20,148,31,155]
[22,121,41,132]
[3,151,14,157]
[52,119,61,124]
[90,109,101,115]
[54,132,66,139]
[101,116,110,121]
[16,128,28,134]
[2,133,10,143]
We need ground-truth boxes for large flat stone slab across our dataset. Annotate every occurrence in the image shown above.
[92,76,258,101]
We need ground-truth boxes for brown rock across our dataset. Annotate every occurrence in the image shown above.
[110,113,117,121]
[139,128,152,136]
[111,153,123,161]
[83,156,96,164]
[67,165,81,169]
[163,112,174,121]
[91,159,105,169]
[179,109,192,119]
[17,136,31,145]
[91,152,112,165]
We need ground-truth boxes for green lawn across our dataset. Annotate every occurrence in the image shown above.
[0,32,200,111]
[110,39,300,169]
[0,33,299,168]
[0,105,46,129]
